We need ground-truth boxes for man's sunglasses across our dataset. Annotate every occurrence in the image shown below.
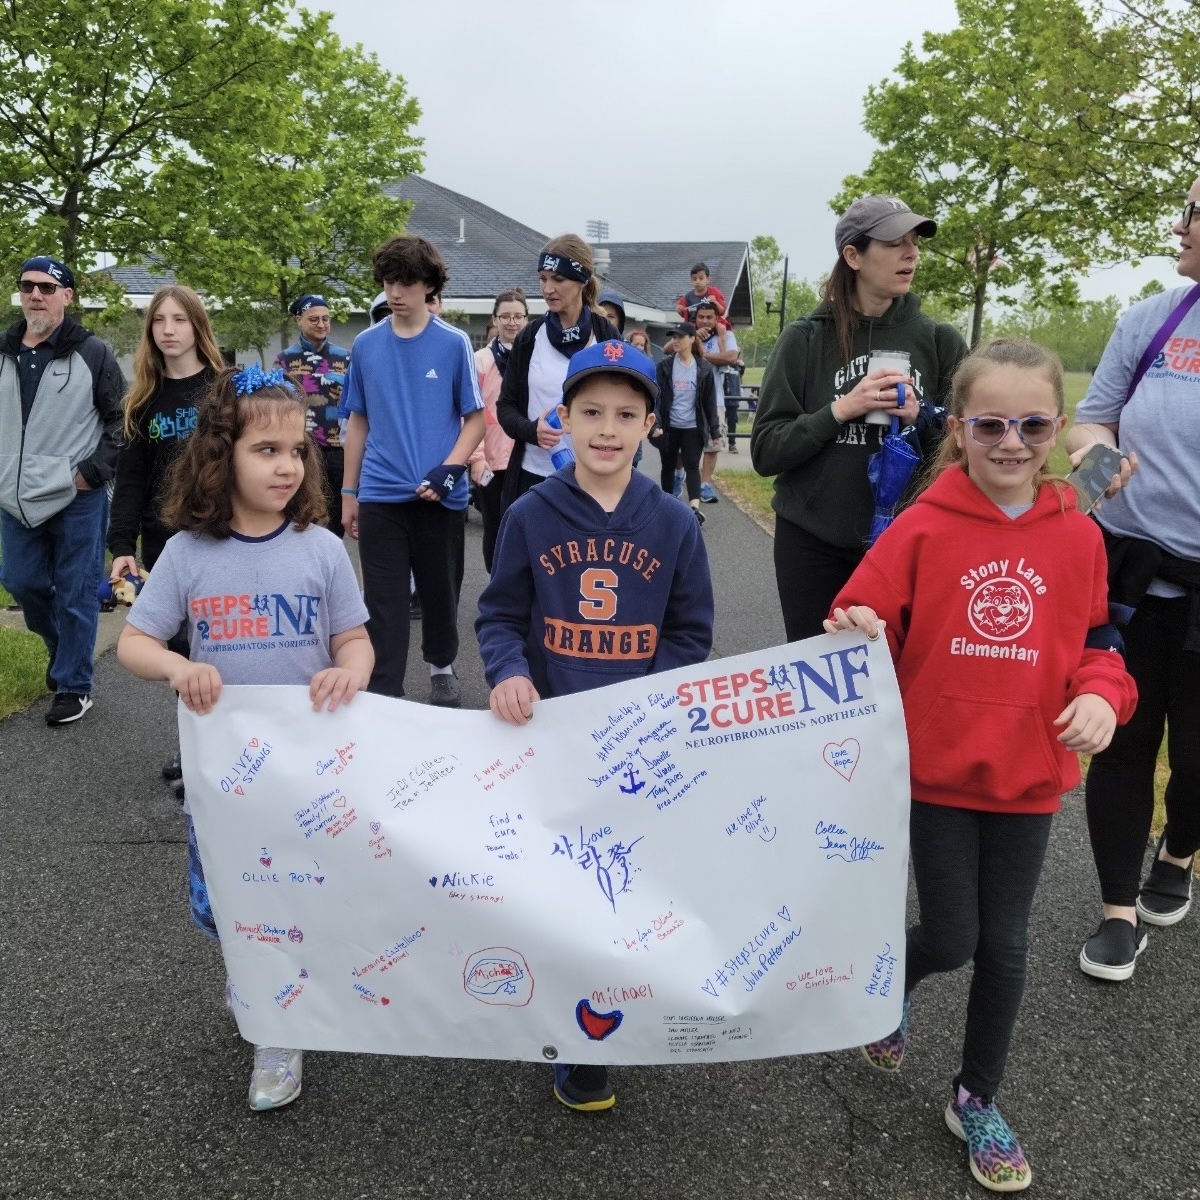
[1181,200,1197,230]
[18,280,64,295]
[965,416,1059,446]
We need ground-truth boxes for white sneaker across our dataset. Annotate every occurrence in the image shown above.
[248,1045,303,1110]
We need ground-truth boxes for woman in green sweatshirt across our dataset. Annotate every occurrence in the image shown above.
[750,195,968,639]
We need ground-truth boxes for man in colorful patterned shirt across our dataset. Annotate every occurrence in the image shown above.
[275,294,351,538]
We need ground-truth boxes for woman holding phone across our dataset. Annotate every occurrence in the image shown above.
[750,195,967,639]
[1073,179,1200,982]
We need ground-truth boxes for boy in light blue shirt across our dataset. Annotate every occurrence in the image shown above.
[341,236,484,705]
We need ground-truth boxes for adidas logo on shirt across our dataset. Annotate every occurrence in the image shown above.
[425,368,438,379]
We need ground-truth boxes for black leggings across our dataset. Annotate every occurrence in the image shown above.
[905,800,1053,1100]
[358,501,465,698]
[1086,594,1200,905]
[658,427,704,501]
[773,515,865,641]
[477,469,506,575]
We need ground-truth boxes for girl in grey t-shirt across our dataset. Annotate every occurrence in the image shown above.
[118,365,372,1113]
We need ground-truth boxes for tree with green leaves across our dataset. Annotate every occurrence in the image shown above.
[0,0,296,297]
[985,293,1122,372]
[836,0,1137,346]
[741,235,819,366]
[0,2,423,353]
[155,8,422,346]
[1034,0,1200,259]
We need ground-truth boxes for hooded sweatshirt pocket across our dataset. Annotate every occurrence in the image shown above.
[16,453,76,525]
[908,691,1060,803]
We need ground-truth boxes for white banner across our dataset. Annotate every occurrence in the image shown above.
[180,634,909,1065]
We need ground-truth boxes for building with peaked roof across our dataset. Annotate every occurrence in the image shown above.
[101,176,753,357]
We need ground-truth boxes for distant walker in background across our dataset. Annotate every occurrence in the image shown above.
[0,255,125,726]
[470,288,529,572]
[275,294,351,539]
[676,261,727,323]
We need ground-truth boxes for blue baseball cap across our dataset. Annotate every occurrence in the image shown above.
[562,340,658,404]
[20,256,74,289]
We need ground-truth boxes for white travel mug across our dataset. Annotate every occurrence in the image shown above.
[863,350,911,425]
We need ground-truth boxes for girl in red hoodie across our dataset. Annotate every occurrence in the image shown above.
[825,339,1137,1194]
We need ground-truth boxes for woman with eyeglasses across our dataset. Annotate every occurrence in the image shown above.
[750,195,968,639]
[1072,180,1200,983]
[471,288,528,571]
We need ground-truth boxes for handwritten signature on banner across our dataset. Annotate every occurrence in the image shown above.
[551,825,645,912]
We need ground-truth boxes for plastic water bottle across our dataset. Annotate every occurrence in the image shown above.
[544,409,574,470]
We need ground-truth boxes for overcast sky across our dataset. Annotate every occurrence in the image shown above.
[323,0,1182,307]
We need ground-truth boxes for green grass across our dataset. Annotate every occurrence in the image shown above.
[0,626,49,721]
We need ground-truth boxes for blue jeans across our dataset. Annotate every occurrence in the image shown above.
[1,486,108,694]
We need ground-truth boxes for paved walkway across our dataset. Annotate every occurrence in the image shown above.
[0,485,1196,1200]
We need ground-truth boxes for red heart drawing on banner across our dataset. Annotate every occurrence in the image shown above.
[234,785,244,796]
[333,795,347,808]
[380,997,391,1006]
[248,738,259,748]
[822,738,861,782]
[259,856,272,868]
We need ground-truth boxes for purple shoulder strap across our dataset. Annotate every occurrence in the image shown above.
[1125,282,1200,405]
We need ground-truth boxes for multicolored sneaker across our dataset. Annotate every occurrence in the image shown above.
[861,995,909,1071]
[945,1086,1032,1192]
[248,1045,303,1111]
[552,1063,615,1112]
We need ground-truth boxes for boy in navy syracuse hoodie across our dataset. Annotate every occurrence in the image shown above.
[476,339,714,1113]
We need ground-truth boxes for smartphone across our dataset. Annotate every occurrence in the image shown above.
[1067,443,1126,513]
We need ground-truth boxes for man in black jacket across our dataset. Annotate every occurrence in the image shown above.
[0,256,125,725]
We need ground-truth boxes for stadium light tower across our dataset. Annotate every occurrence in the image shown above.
[586,219,610,243]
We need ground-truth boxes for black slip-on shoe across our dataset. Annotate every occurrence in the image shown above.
[1137,833,1194,926]
[1079,917,1148,981]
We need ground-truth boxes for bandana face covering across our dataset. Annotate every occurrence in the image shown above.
[489,337,511,377]
[544,308,592,358]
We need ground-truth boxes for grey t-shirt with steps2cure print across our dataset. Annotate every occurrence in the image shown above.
[1077,284,1200,588]
[127,520,368,686]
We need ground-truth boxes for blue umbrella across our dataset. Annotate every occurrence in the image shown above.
[866,415,921,547]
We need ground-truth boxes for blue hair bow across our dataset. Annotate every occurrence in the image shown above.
[233,363,296,396]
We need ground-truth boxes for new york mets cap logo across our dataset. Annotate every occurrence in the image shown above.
[562,339,659,403]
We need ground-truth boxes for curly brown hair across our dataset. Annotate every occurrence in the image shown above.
[160,366,327,538]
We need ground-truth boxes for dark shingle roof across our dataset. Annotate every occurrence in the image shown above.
[387,177,661,310]
[105,256,176,293]
[594,242,753,324]
[101,178,752,324]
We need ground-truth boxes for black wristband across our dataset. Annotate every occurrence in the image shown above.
[419,462,467,500]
